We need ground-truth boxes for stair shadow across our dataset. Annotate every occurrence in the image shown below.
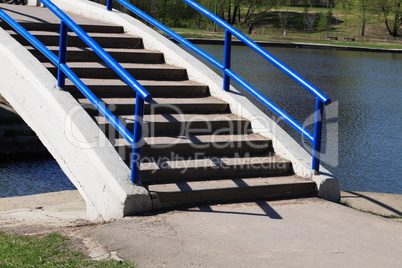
[184,201,283,219]
[343,191,402,216]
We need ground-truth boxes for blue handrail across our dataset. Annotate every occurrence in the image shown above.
[0,0,152,183]
[105,0,330,172]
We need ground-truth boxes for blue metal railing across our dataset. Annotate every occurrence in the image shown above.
[105,0,330,172]
[0,0,152,183]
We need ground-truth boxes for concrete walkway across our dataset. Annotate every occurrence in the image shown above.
[0,190,401,267]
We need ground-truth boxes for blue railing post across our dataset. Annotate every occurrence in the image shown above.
[106,0,113,11]
[223,30,232,91]
[312,98,324,173]
[130,95,145,184]
[57,21,68,89]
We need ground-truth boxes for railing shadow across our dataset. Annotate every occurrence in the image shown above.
[343,191,402,216]
[181,201,283,219]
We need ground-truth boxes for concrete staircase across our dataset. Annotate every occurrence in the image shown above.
[2,19,316,209]
[0,98,48,159]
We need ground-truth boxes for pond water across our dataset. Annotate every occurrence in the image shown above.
[196,44,402,194]
[0,45,401,197]
[0,158,74,198]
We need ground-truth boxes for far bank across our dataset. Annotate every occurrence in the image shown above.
[170,37,402,54]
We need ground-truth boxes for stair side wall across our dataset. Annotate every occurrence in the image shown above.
[0,28,152,221]
[51,0,340,202]
[26,0,44,7]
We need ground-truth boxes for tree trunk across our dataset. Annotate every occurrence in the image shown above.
[231,4,239,24]
[228,0,231,24]
[244,6,252,24]
[392,12,402,37]
[361,5,366,37]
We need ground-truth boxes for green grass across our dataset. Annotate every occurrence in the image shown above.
[340,200,352,208]
[164,27,402,50]
[367,212,402,219]
[159,5,402,50]
[274,6,332,13]
[283,39,402,49]
[0,232,135,267]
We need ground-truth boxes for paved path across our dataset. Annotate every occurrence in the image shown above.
[90,198,402,267]
[0,191,401,267]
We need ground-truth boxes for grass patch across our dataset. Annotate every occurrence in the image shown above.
[367,212,402,219]
[162,27,402,50]
[340,200,352,207]
[155,6,402,50]
[285,40,402,49]
[0,232,135,267]
[274,6,331,13]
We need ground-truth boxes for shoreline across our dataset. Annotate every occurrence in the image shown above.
[172,38,402,54]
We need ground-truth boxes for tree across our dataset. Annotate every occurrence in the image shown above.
[244,0,282,24]
[317,11,333,31]
[217,0,281,25]
[336,0,370,36]
[374,0,402,37]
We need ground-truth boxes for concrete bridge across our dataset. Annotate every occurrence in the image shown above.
[0,0,339,222]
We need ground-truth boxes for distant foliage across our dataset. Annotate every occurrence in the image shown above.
[317,10,334,31]
[89,0,400,36]
[373,0,402,37]
[90,0,282,29]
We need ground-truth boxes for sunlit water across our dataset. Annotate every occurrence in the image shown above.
[0,45,401,197]
[196,44,402,194]
[0,159,74,198]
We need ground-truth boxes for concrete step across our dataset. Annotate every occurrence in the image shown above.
[139,155,293,184]
[115,133,272,160]
[43,62,188,80]
[148,176,316,209]
[65,79,210,98]
[95,113,250,137]
[81,96,230,115]
[0,21,124,33]
[27,46,165,64]
[7,30,143,48]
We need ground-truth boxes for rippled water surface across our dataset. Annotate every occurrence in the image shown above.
[196,45,402,194]
[0,45,401,197]
[0,159,74,198]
